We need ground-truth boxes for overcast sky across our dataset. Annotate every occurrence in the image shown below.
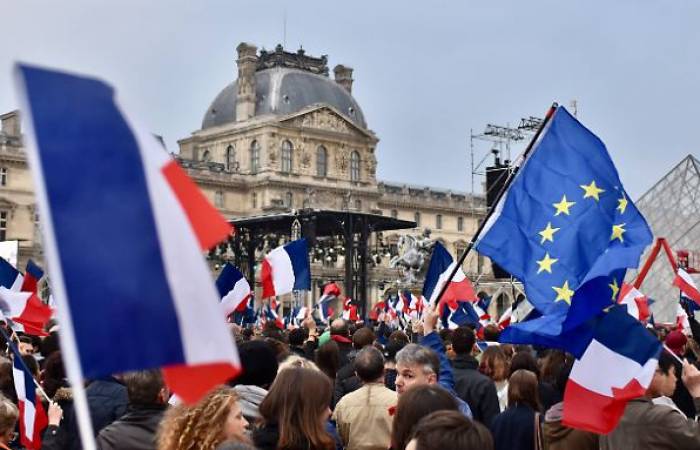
[1,1,698,199]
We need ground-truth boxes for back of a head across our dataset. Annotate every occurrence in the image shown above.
[554,358,575,397]
[409,410,494,450]
[232,340,279,389]
[657,349,677,376]
[354,346,385,383]
[509,351,540,380]
[258,367,334,450]
[124,369,165,406]
[388,330,409,345]
[482,324,501,342]
[383,340,407,363]
[352,327,375,350]
[391,384,459,450]
[508,369,541,412]
[315,340,340,379]
[479,346,508,381]
[0,395,17,437]
[288,327,306,347]
[330,318,348,337]
[451,326,476,355]
[396,344,440,379]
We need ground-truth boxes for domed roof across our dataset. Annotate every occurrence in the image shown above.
[201,67,367,130]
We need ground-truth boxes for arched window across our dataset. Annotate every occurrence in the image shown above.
[436,214,443,229]
[350,151,360,182]
[414,212,421,227]
[316,146,327,177]
[226,145,236,172]
[250,140,260,174]
[285,191,293,208]
[201,150,211,162]
[281,140,293,173]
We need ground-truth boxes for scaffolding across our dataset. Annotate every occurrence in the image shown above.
[469,116,543,201]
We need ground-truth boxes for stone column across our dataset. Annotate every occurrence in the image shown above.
[235,43,258,121]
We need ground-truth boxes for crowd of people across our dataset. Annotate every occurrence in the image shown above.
[0,303,698,449]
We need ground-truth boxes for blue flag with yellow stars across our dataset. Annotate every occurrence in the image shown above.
[475,106,652,338]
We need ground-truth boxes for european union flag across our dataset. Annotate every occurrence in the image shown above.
[475,106,652,336]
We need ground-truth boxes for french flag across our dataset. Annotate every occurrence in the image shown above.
[562,306,661,434]
[342,297,359,322]
[422,242,476,307]
[261,239,311,298]
[216,263,252,317]
[10,339,48,449]
[20,260,44,294]
[16,65,240,408]
[0,258,24,291]
[319,300,334,322]
[318,282,341,304]
[0,287,52,336]
[617,283,650,322]
[264,299,284,329]
[673,268,700,306]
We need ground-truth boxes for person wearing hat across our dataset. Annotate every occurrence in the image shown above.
[664,330,697,418]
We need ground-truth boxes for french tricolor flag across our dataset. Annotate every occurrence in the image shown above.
[342,297,359,322]
[20,260,44,294]
[0,258,24,291]
[10,339,48,449]
[422,242,476,307]
[318,281,341,305]
[16,64,240,414]
[617,283,650,322]
[562,306,661,434]
[0,287,52,336]
[216,263,252,317]
[673,268,700,306]
[261,239,311,298]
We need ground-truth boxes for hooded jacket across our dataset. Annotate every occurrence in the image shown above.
[542,402,599,450]
[233,384,268,423]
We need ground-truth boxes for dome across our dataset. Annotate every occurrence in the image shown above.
[201,67,367,130]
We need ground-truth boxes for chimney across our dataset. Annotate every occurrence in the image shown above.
[0,111,20,136]
[333,64,354,94]
[235,42,258,122]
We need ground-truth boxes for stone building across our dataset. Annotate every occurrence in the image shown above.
[0,43,520,318]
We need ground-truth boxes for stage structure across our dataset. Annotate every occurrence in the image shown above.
[217,209,415,318]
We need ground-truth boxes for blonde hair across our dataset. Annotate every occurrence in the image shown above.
[0,395,18,435]
[157,386,244,450]
[278,354,320,373]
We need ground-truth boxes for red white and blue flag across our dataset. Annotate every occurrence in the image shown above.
[0,258,24,292]
[674,268,700,306]
[16,64,240,405]
[342,297,359,322]
[10,340,47,449]
[0,287,52,336]
[422,242,476,309]
[216,263,252,317]
[261,239,311,298]
[617,283,650,322]
[562,306,661,433]
[263,299,284,329]
[318,281,341,304]
[20,260,44,294]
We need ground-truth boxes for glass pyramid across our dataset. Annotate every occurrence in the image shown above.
[627,155,700,322]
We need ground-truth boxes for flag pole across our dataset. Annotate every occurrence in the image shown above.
[430,103,559,308]
[0,327,53,403]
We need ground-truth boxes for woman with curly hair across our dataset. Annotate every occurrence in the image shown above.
[157,386,249,450]
[252,367,335,450]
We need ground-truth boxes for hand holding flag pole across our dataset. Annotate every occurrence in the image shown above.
[428,103,559,309]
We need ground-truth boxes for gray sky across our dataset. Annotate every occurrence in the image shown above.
[1,0,698,199]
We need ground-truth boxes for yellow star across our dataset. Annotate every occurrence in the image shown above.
[552,280,575,304]
[536,253,558,274]
[538,222,561,244]
[611,223,626,243]
[617,195,628,214]
[553,195,576,216]
[609,278,620,300]
[580,181,605,201]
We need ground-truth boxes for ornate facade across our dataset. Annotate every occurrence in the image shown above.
[0,43,521,318]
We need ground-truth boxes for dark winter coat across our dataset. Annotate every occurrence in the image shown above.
[490,403,541,450]
[451,353,500,425]
[96,405,167,450]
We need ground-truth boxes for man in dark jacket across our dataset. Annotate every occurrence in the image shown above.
[97,369,168,450]
[87,375,129,435]
[450,326,500,425]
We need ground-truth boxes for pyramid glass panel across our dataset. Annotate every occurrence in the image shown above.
[627,155,700,322]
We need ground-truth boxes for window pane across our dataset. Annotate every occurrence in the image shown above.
[316,146,327,177]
